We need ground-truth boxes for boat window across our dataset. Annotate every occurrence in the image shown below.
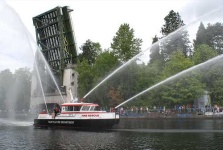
[90,106,95,111]
[63,106,81,111]
[81,106,90,111]
[65,106,68,111]
[68,106,73,111]
[64,106,75,111]
[94,106,100,111]
[74,106,81,111]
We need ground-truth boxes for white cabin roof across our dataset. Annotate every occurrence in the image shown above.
[61,103,99,107]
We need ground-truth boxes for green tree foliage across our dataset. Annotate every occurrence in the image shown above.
[111,23,142,62]
[146,51,206,107]
[0,68,31,111]
[198,58,223,105]
[162,51,194,78]
[76,59,94,97]
[160,10,191,59]
[159,76,205,106]
[193,22,208,48]
[152,35,159,44]
[135,62,162,93]
[77,49,120,102]
[206,22,223,54]
[193,44,217,65]
[210,78,223,105]
[118,62,140,99]
[107,86,124,107]
[0,69,13,110]
[161,10,184,35]
[193,23,223,105]
[79,39,102,65]
[149,35,164,64]
[77,19,223,109]
[194,22,223,54]
[13,68,31,110]
[92,51,119,81]
[87,51,119,105]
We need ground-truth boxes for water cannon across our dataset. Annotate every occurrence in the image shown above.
[80,98,84,102]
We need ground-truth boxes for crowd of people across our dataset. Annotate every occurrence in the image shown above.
[118,104,222,117]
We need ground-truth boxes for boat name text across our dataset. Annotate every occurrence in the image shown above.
[82,114,99,117]
[48,121,74,124]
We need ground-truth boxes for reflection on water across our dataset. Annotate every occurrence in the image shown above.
[117,118,223,130]
[0,117,223,149]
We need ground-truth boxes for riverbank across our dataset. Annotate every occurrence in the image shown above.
[120,111,223,119]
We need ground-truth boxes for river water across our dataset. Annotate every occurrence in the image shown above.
[0,116,223,150]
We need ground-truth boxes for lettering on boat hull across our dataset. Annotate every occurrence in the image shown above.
[34,119,119,128]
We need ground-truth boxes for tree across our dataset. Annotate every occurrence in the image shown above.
[85,51,119,105]
[161,10,184,35]
[13,68,32,111]
[107,86,124,107]
[111,23,142,62]
[149,35,164,64]
[78,39,102,65]
[193,44,217,65]
[76,59,94,97]
[160,10,191,60]
[210,78,223,105]
[194,22,223,55]
[159,76,205,106]
[0,68,31,111]
[162,51,194,78]
[92,51,119,81]
[0,69,14,110]
[206,22,223,54]
[193,22,208,48]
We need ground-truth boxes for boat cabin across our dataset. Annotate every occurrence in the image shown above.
[61,103,103,112]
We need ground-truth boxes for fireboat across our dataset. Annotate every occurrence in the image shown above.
[33,99,120,129]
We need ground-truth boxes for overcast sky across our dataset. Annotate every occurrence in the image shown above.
[5,0,189,50]
[1,0,223,72]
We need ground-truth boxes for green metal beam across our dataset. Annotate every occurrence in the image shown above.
[33,6,77,93]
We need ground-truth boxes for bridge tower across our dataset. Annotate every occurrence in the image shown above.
[31,6,78,107]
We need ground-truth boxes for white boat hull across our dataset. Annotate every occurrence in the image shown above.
[34,113,119,128]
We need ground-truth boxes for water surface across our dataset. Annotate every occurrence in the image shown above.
[0,117,223,149]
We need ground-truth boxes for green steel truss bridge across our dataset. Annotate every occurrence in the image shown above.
[33,6,77,93]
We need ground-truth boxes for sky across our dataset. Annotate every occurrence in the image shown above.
[5,0,189,50]
[1,0,223,72]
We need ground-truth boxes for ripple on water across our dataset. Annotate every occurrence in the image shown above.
[0,118,33,127]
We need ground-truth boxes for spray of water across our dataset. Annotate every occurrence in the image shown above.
[115,54,223,109]
[35,50,65,103]
[114,6,223,108]
[83,52,143,99]
[83,5,223,99]
[20,7,65,104]
[0,2,65,117]
[21,27,48,113]
[0,2,37,119]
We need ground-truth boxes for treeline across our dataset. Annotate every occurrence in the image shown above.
[77,10,223,108]
[0,68,31,111]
